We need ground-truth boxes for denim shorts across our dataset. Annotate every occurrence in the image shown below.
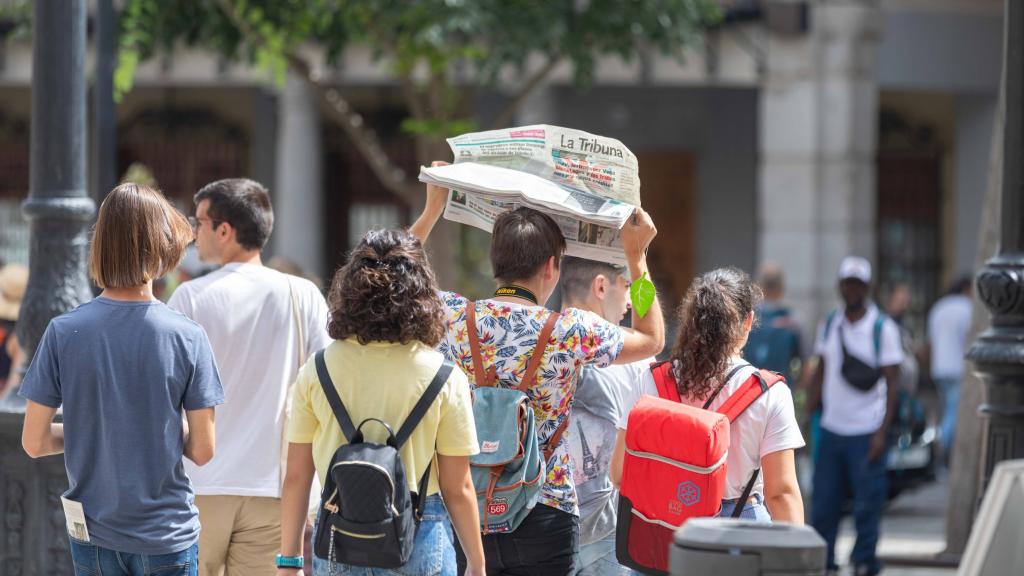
[312,494,456,576]
[68,539,198,576]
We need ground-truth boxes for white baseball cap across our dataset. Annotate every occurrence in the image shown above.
[838,256,872,283]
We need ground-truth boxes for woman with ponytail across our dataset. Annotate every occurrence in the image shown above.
[277,229,485,576]
[611,267,805,523]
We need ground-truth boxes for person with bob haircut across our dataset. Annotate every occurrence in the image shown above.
[410,162,666,575]
[611,267,805,523]
[277,228,485,576]
[20,183,225,576]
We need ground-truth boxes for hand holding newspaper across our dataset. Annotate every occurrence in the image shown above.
[418,125,641,265]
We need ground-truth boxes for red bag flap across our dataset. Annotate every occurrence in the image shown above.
[624,395,730,471]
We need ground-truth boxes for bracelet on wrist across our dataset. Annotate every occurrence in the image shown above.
[275,554,304,568]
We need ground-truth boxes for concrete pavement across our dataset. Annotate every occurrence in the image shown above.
[834,473,956,575]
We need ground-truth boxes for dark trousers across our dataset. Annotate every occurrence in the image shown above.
[810,428,888,574]
[456,504,579,576]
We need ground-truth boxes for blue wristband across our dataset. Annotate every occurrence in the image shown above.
[275,554,304,568]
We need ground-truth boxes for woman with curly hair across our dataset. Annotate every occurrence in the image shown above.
[610,267,805,522]
[277,229,485,576]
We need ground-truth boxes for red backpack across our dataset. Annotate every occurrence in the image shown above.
[615,362,784,575]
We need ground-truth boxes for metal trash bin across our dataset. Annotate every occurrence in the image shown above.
[670,518,826,575]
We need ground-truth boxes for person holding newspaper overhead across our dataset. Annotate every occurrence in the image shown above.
[410,160,665,576]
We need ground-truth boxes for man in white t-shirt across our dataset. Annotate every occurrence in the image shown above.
[807,256,902,576]
[169,179,331,576]
[559,257,652,576]
[927,276,973,459]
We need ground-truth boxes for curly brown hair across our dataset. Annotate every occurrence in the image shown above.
[327,229,445,346]
[670,267,762,400]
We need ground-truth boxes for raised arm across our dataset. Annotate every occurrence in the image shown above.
[613,208,666,364]
[409,161,451,244]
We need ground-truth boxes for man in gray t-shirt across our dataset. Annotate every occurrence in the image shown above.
[560,257,651,576]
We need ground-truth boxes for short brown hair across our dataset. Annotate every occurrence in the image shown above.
[327,229,445,346]
[89,183,193,289]
[194,178,273,251]
[559,256,626,306]
[490,207,566,283]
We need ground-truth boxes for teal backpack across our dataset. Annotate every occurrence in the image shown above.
[464,303,567,534]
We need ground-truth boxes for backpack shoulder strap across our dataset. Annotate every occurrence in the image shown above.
[717,369,784,423]
[394,360,454,522]
[465,302,496,387]
[543,416,571,464]
[873,313,886,360]
[732,469,762,519]
[394,361,455,449]
[315,350,358,443]
[823,310,837,341]
[650,361,681,403]
[516,311,561,393]
[702,363,751,410]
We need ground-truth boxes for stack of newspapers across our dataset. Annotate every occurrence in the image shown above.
[419,125,641,265]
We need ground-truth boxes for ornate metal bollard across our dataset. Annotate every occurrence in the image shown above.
[967,0,1024,501]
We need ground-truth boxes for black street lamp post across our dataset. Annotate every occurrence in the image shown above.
[0,1,93,574]
[968,0,1024,499]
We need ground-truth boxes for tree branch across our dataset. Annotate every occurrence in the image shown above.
[213,0,420,206]
[489,56,562,129]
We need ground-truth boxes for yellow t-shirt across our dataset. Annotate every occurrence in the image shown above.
[287,338,478,495]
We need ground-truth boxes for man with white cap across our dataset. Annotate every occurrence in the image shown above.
[806,256,902,576]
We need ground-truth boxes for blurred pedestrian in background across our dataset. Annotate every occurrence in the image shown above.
[743,262,804,387]
[926,276,973,463]
[0,262,27,399]
[807,256,903,576]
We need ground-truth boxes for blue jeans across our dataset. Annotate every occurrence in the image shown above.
[574,533,635,576]
[934,376,961,453]
[718,493,773,521]
[312,495,456,576]
[810,429,887,574]
[69,540,198,576]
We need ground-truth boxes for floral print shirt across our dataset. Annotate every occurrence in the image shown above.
[438,292,624,515]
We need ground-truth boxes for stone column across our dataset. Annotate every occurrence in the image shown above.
[274,73,324,280]
[758,1,880,336]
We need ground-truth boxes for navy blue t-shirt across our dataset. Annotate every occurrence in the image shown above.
[20,297,224,554]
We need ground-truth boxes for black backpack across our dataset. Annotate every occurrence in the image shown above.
[312,350,454,568]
